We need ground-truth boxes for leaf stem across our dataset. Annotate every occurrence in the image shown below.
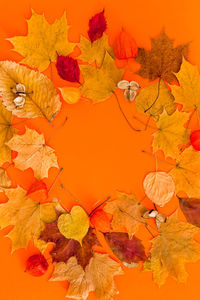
[48,168,63,193]
[141,150,176,167]
[144,78,161,113]
[132,115,157,130]
[89,196,111,217]
[113,91,141,132]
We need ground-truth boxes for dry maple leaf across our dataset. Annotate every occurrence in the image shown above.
[103,192,147,238]
[50,253,123,300]
[135,80,176,119]
[144,213,200,286]
[79,34,114,66]
[0,101,15,165]
[0,186,57,252]
[143,172,175,207]
[136,30,188,83]
[0,61,61,122]
[8,11,75,72]
[80,51,123,103]
[153,110,190,158]
[178,196,200,228]
[171,60,200,116]
[0,168,11,192]
[6,127,58,179]
[170,146,200,197]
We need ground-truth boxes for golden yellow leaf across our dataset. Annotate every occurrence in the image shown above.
[8,11,75,72]
[0,186,57,251]
[143,172,175,207]
[0,168,11,192]
[135,80,176,119]
[103,192,147,238]
[80,51,124,103]
[6,127,58,179]
[59,87,80,104]
[153,110,190,158]
[0,61,61,122]
[57,206,89,245]
[145,213,200,286]
[79,34,114,66]
[171,60,200,116]
[50,253,123,300]
[170,146,200,197]
[0,102,15,165]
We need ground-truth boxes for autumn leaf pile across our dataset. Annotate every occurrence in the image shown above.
[1,8,200,300]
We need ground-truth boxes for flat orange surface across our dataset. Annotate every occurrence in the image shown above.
[0,0,200,299]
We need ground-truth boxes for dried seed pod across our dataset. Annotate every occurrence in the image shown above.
[13,96,26,108]
[155,213,166,228]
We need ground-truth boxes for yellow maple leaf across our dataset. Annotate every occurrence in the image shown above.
[0,168,11,192]
[171,60,200,116]
[0,186,57,252]
[8,11,75,72]
[135,80,176,119]
[153,110,190,158]
[6,127,58,179]
[79,34,114,66]
[145,213,200,286]
[170,146,200,197]
[0,61,61,122]
[50,253,123,300]
[0,102,15,165]
[103,192,147,238]
[57,206,89,245]
[80,51,124,103]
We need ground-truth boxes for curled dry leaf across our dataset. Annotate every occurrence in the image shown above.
[103,192,147,238]
[144,213,200,286]
[80,51,124,103]
[170,147,200,197]
[135,80,176,119]
[136,30,188,83]
[6,127,59,179]
[143,172,175,207]
[57,206,89,245]
[105,232,146,266]
[0,61,61,121]
[8,11,75,72]
[0,168,11,192]
[79,34,114,66]
[0,186,57,252]
[171,60,200,117]
[0,102,16,165]
[50,253,123,300]
[153,110,190,158]
[179,196,200,227]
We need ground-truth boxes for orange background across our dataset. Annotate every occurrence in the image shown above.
[0,0,200,299]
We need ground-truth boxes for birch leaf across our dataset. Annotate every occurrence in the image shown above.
[170,147,200,197]
[0,186,57,251]
[6,128,58,179]
[0,61,61,122]
[80,51,123,103]
[8,11,75,72]
[153,110,190,158]
[145,213,200,286]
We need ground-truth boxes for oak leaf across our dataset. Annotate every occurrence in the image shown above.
[143,172,175,207]
[136,30,188,83]
[79,34,114,66]
[0,102,15,165]
[0,168,11,192]
[0,186,57,251]
[135,80,176,119]
[50,253,123,300]
[57,206,89,245]
[153,110,190,158]
[6,128,58,179]
[80,51,123,103]
[170,147,200,197]
[171,60,200,116]
[8,11,75,72]
[145,213,200,286]
[103,192,147,238]
[179,196,200,228]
